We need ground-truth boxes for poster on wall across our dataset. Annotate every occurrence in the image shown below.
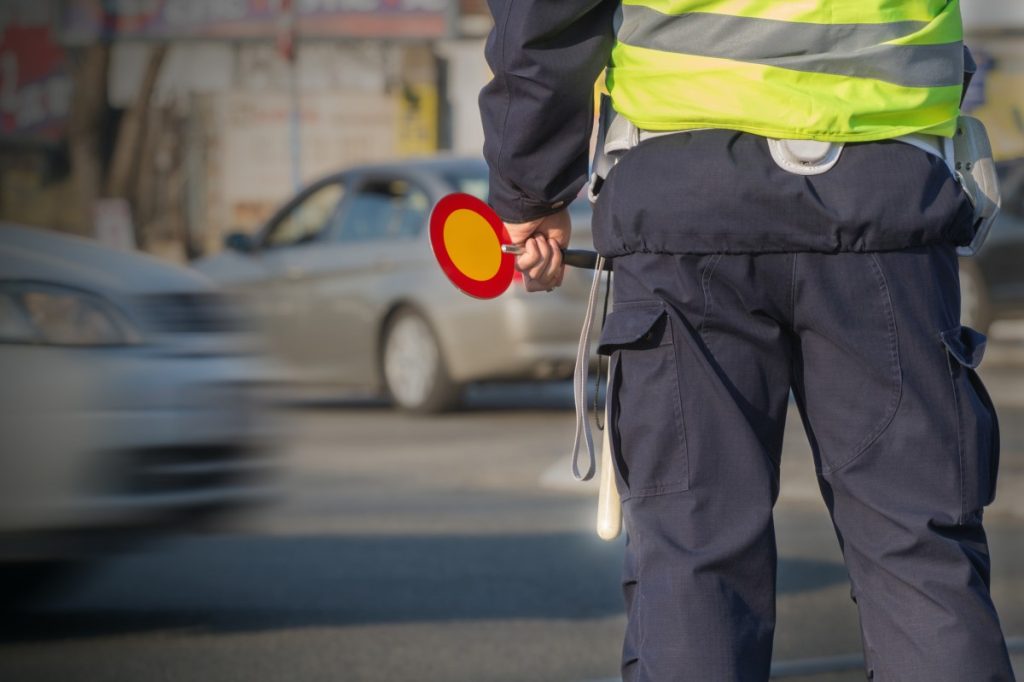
[0,3,71,143]
[396,83,438,157]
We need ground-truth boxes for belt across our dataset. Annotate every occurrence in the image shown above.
[603,104,955,174]
[633,127,953,175]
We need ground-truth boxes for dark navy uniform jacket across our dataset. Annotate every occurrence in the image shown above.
[479,0,976,255]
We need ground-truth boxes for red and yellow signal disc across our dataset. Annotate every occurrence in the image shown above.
[429,193,515,299]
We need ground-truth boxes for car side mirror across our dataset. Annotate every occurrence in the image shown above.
[224,232,255,253]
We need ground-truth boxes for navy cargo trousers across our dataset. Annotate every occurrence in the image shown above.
[598,246,1014,681]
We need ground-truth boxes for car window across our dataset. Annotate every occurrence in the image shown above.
[336,179,430,243]
[264,182,345,249]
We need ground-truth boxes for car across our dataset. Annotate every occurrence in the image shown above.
[0,223,277,604]
[959,159,1024,334]
[195,157,602,413]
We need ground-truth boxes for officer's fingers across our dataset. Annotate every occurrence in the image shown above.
[523,239,556,293]
[527,242,557,287]
[530,238,562,290]
[543,238,564,287]
[528,236,552,274]
[515,238,542,272]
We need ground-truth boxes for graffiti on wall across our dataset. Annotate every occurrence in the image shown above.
[0,3,71,142]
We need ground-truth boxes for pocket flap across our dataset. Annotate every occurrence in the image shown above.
[941,325,988,368]
[597,303,668,355]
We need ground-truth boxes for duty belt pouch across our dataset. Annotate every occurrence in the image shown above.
[953,115,1001,256]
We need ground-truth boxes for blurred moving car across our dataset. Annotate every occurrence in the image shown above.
[959,159,1024,334]
[195,158,600,413]
[0,224,276,603]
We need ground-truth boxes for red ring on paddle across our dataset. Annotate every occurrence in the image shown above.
[429,193,515,300]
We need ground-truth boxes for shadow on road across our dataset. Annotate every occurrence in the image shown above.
[2,532,848,642]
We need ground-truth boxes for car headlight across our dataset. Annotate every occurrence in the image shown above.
[0,283,142,346]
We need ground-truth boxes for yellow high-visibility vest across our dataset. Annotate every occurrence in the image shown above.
[607,0,965,141]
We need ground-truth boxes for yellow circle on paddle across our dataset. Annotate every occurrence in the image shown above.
[442,209,502,282]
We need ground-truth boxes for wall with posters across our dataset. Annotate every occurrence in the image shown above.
[60,0,450,252]
[205,89,395,248]
[0,1,78,232]
[0,0,453,252]
[182,41,439,252]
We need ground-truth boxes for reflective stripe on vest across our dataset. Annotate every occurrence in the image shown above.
[608,0,965,141]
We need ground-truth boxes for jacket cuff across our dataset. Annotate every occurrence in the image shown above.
[488,175,574,224]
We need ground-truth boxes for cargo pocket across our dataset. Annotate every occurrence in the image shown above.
[940,325,1000,521]
[598,302,689,500]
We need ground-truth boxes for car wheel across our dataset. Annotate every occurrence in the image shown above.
[382,309,461,413]
[959,258,992,335]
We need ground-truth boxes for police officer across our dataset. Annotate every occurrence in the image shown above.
[479,1,1016,680]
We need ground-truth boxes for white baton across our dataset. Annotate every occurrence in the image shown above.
[596,363,622,540]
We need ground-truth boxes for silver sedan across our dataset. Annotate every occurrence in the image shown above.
[0,223,277,603]
[194,158,600,413]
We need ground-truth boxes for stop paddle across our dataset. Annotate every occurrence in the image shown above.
[429,193,608,299]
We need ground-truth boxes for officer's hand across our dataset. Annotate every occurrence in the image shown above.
[505,209,572,293]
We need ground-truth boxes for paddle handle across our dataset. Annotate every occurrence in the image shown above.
[500,245,612,271]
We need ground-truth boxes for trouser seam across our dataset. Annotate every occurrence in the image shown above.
[635,524,647,679]
[820,254,903,474]
[944,350,968,524]
[789,252,799,326]
[699,254,723,339]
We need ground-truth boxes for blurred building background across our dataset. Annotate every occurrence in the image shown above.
[961,2,1024,160]
[2,1,1022,264]
[0,0,494,261]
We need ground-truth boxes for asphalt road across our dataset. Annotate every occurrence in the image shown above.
[2,330,1024,682]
